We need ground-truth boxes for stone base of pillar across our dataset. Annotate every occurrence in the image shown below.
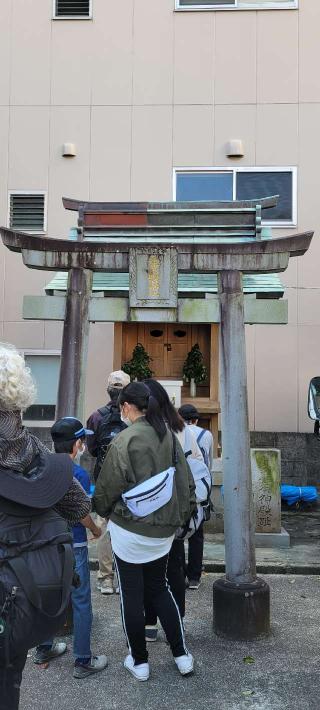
[213,576,270,640]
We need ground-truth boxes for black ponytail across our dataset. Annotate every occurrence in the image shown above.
[143,379,184,433]
[118,382,167,441]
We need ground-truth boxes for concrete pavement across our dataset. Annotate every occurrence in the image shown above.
[20,573,320,710]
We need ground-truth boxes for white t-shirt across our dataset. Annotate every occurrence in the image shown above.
[108,520,174,564]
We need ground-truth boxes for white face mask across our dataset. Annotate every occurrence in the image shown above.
[121,413,131,427]
[74,444,86,464]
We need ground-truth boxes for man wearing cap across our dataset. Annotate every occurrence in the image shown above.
[87,371,130,595]
[178,404,214,590]
[34,417,108,678]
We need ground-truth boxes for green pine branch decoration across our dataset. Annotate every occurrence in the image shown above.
[183,343,207,384]
[122,343,153,381]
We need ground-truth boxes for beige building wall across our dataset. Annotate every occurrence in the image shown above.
[0,0,318,433]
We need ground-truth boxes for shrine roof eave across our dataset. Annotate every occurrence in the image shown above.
[0,228,313,274]
[62,196,278,213]
[45,272,285,299]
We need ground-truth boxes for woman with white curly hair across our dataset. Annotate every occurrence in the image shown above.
[0,344,91,710]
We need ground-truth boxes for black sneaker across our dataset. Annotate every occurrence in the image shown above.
[188,579,200,590]
[34,641,67,665]
[145,625,158,642]
[73,655,108,679]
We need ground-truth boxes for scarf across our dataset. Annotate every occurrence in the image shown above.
[0,410,50,472]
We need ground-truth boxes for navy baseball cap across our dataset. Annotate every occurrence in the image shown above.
[51,416,93,442]
[178,404,199,420]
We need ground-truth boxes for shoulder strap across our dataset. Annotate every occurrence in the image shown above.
[197,429,206,446]
[98,404,111,417]
[184,426,193,459]
[172,432,178,467]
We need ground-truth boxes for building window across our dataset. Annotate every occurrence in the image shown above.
[174,167,297,226]
[178,0,236,6]
[176,0,298,10]
[53,0,92,19]
[8,192,47,233]
[23,352,60,423]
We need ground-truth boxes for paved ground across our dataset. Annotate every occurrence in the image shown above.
[20,573,320,710]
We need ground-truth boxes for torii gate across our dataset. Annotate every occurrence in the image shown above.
[0,196,313,641]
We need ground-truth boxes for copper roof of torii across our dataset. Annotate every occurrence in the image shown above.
[64,195,278,244]
[62,196,278,213]
[0,196,313,276]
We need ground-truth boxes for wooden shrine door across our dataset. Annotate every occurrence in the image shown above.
[165,325,192,379]
[120,323,211,396]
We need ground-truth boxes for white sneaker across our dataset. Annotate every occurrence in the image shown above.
[124,654,149,681]
[98,580,114,595]
[174,653,194,676]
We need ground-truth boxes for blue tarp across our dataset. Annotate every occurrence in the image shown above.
[281,485,318,506]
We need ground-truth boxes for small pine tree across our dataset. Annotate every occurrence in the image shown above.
[183,343,207,384]
[122,343,153,381]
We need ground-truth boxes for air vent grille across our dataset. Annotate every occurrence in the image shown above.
[55,0,91,17]
[9,193,45,232]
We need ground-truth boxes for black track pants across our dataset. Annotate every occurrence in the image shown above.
[186,522,204,582]
[144,540,185,626]
[114,552,187,665]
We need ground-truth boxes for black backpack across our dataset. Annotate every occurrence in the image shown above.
[93,403,127,481]
[0,476,73,666]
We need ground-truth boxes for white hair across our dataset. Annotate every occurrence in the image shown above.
[0,343,36,412]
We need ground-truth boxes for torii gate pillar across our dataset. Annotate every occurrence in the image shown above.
[56,267,92,421]
[213,270,269,639]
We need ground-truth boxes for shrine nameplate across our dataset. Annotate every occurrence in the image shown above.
[129,248,178,308]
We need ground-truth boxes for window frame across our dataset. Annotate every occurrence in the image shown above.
[8,190,47,234]
[173,166,297,228]
[52,0,93,20]
[21,350,61,427]
[175,0,298,10]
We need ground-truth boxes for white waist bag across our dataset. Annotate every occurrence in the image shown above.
[122,466,176,518]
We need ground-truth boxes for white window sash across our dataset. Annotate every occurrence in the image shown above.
[175,0,298,10]
[173,166,297,228]
[21,350,61,426]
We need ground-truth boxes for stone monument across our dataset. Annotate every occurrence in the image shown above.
[251,448,289,547]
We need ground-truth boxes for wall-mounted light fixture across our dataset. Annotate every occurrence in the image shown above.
[226,139,244,158]
[62,143,76,157]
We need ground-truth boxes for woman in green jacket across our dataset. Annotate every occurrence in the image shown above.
[94,382,195,682]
